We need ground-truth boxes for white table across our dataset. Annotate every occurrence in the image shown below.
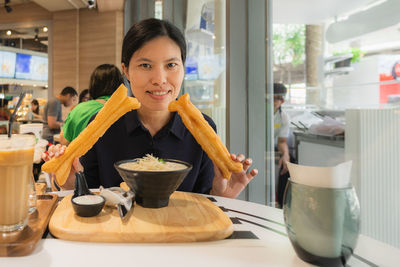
[1,194,399,267]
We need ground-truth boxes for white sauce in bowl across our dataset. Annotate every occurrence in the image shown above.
[73,195,104,205]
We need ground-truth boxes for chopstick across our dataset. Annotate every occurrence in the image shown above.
[298,121,309,130]
[290,121,306,131]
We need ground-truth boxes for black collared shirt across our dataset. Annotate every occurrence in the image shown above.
[80,110,215,194]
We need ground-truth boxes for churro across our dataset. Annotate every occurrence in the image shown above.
[42,84,141,186]
[169,93,242,179]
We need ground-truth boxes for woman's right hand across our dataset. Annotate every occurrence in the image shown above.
[41,144,82,190]
[41,144,65,161]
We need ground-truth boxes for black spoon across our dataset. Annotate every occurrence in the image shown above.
[8,91,26,138]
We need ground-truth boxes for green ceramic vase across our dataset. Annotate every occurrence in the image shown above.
[283,179,360,267]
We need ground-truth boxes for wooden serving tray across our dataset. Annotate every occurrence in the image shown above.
[0,194,58,257]
[49,192,233,243]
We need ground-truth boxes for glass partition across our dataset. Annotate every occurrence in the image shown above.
[184,0,226,143]
[271,0,400,249]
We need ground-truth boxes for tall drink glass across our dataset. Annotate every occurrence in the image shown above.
[0,134,36,232]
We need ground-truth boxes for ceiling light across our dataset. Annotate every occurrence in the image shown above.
[6,30,11,36]
[43,26,48,33]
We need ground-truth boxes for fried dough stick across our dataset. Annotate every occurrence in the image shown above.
[169,93,242,179]
[42,84,141,186]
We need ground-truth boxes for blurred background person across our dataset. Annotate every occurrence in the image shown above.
[273,83,295,208]
[78,89,91,103]
[59,64,123,145]
[0,98,10,121]
[0,98,11,134]
[26,99,43,121]
[42,86,78,143]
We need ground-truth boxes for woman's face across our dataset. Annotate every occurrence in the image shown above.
[273,96,284,112]
[122,36,184,112]
[81,93,90,102]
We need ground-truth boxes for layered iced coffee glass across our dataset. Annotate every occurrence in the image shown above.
[0,134,36,232]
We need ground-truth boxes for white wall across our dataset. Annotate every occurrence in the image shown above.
[346,107,400,248]
[329,56,379,109]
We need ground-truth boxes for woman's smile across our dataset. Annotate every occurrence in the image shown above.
[146,90,172,97]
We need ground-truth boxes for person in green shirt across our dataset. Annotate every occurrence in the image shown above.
[60,64,123,145]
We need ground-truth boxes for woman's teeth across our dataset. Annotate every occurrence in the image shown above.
[150,91,168,96]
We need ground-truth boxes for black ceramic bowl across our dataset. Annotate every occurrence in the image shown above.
[71,194,106,217]
[114,159,192,208]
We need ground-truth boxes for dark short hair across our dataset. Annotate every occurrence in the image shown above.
[31,99,39,114]
[31,99,39,106]
[273,83,287,96]
[89,64,123,99]
[79,89,90,103]
[121,18,186,68]
[60,86,78,97]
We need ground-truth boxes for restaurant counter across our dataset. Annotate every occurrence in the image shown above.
[294,131,346,167]
[1,192,399,267]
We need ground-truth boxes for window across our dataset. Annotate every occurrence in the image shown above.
[155,0,163,19]
[271,0,400,249]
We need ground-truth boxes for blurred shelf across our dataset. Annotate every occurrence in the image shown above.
[324,66,354,76]
[324,53,355,76]
[185,29,214,46]
[0,78,47,87]
[184,79,214,84]
[324,53,353,64]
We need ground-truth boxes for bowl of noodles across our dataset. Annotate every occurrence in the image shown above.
[114,154,192,208]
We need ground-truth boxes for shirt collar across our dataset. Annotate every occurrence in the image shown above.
[124,110,141,134]
[124,110,186,140]
[169,112,186,140]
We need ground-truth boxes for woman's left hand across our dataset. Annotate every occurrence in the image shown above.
[211,154,258,198]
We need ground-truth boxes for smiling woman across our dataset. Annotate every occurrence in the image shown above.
[43,18,257,200]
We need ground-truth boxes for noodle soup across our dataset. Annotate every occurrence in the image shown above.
[119,154,188,172]
[114,155,192,208]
